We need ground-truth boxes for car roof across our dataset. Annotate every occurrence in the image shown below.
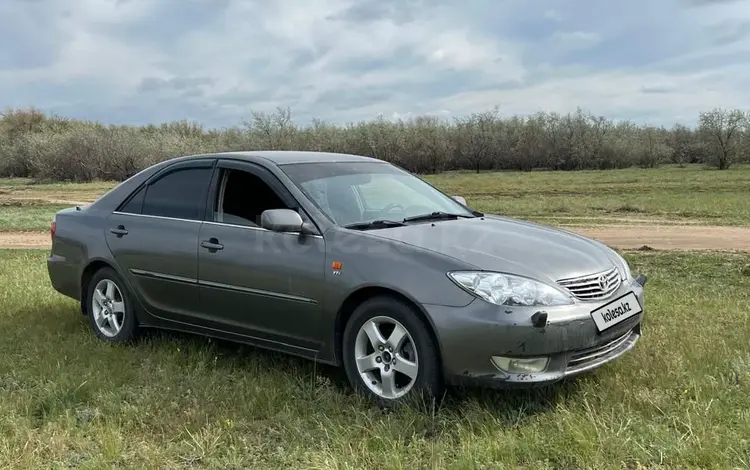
[186,150,384,166]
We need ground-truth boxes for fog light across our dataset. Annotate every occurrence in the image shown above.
[490,356,549,373]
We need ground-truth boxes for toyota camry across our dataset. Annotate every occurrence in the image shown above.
[47,151,647,405]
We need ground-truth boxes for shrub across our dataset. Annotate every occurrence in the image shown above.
[1,106,748,182]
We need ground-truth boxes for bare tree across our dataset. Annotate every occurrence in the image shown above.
[5,104,750,181]
[455,107,499,173]
[244,106,295,150]
[403,115,452,173]
[698,108,748,170]
[669,123,697,166]
[512,112,546,171]
[638,126,672,168]
[356,115,406,164]
[741,116,750,164]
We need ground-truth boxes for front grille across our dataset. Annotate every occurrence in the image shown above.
[568,328,634,369]
[557,266,621,301]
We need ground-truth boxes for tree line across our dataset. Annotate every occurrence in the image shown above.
[0,105,748,182]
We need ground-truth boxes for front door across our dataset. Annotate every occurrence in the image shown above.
[196,160,326,352]
[104,159,215,322]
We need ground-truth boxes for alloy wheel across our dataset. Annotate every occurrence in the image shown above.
[354,315,419,399]
[91,279,125,338]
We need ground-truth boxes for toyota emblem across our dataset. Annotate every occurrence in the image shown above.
[598,274,608,290]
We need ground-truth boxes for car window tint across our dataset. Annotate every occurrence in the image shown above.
[216,168,290,227]
[142,167,212,220]
[119,186,145,214]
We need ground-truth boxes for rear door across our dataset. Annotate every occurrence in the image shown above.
[104,158,215,322]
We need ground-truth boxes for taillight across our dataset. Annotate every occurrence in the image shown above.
[50,219,56,240]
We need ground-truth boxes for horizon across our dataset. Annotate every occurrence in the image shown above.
[2,104,735,132]
[1,0,749,129]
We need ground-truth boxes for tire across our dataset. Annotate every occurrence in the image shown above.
[342,296,444,407]
[84,267,139,343]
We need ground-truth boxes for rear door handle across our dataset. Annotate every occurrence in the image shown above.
[200,238,224,251]
[109,225,128,237]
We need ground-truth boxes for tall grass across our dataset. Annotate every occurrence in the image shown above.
[0,249,748,468]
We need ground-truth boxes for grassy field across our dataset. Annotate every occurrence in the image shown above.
[1,164,749,467]
[1,164,750,232]
[0,179,113,232]
[433,165,750,227]
[1,249,749,468]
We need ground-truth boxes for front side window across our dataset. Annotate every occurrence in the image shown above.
[213,168,291,227]
[280,162,474,226]
[140,167,212,220]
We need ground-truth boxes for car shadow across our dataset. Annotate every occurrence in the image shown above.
[137,328,586,418]
[20,308,586,421]
[443,378,585,415]
[136,327,352,388]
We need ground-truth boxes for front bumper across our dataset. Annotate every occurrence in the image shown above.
[425,274,646,388]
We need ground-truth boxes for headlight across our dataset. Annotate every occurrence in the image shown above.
[447,271,573,307]
[613,250,632,280]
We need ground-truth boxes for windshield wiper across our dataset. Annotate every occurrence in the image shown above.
[344,219,407,230]
[402,211,474,223]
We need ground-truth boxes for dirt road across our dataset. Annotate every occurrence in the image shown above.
[571,225,750,251]
[1,225,749,252]
[0,232,51,249]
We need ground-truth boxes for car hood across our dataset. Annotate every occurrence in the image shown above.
[363,215,621,283]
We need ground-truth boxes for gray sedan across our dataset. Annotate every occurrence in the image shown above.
[47,151,647,405]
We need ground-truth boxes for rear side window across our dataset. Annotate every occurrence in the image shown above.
[119,187,145,214]
[140,167,212,220]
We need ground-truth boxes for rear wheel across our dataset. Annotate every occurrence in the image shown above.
[85,267,138,343]
[342,296,443,406]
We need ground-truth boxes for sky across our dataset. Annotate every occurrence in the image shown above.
[1,0,749,128]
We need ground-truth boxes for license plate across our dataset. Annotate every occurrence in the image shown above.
[590,291,642,332]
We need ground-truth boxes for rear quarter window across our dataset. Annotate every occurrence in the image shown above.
[141,167,212,220]
[118,187,145,214]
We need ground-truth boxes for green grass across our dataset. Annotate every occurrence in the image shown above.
[0,178,113,231]
[424,165,750,226]
[2,164,750,232]
[0,178,116,194]
[0,204,70,231]
[1,249,749,468]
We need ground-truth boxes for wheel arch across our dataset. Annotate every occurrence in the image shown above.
[333,286,444,368]
[79,258,135,317]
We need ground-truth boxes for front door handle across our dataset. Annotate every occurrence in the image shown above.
[200,238,224,251]
[109,225,129,237]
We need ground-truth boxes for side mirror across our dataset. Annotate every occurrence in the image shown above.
[452,196,467,206]
[261,209,303,233]
[260,209,316,235]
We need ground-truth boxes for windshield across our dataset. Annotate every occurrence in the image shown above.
[280,162,475,227]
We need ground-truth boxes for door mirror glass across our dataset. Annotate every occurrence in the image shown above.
[261,209,304,233]
[452,195,467,206]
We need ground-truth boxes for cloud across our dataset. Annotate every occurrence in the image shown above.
[1,0,749,127]
[707,19,750,45]
[137,76,215,93]
[684,0,743,6]
[550,31,602,52]
[544,9,563,21]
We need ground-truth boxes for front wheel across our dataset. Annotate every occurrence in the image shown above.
[342,296,444,406]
